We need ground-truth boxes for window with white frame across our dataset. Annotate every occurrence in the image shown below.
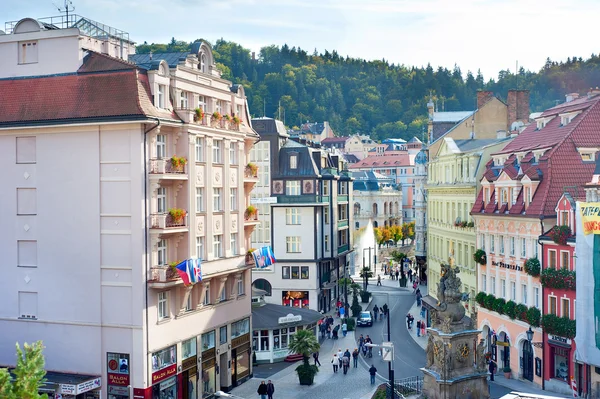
[499,236,505,254]
[511,281,516,301]
[482,274,487,292]
[534,240,538,258]
[230,233,238,256]
[521,238,526,257]
[195,137,205,162]
[490,235,495,253]
[286,236,301,253]
[157,239,167,266]
[158,291,169,320]
[220,281,227,301]
[18,41,38,64]
[324,206,330,224]
[286,181,301,195]
[549,296,557,315]
[522,284,527,305]
[510,237,515,256]
[323,181,329,196]
[157,187,167,213]
[230,188,238,211]
[203,284,210,305]
[213,188,223,212]
[213,140,223,163]
[534,287,540,308]
[501,279,506,298]
[180,91,188,109]
[290,155,298,169]
[200,53,207,73]
[213,235,223,258]
[220,326,228,345]
[230,142,237,165]
[156,134,166,159]
[481,234,486,251]
[237,273,245,296]
[157,85,166,109]
[198,95,206,112]
[549,249,557,268]
[562,297,570,318]
[196,187,204,212]
[491,277,496,295]
[286,208,301,225]
[196,236,204,260]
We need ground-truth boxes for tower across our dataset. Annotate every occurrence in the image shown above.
[414,145,428,266]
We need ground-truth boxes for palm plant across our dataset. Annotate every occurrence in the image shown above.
[288,330,320,385]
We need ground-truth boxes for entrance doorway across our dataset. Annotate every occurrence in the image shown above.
[522,340,533,381]
[219,353,228,391]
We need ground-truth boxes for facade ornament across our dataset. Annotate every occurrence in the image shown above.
[426,335,435,368]
[476,339,487,371]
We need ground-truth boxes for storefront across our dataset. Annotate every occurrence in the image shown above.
[230,318,251,387]
[200,332,217,398]
[252,303,321,363]
[42,372,102,398]
[181,338,198,399]
[545,334,574,393]
[151,345,177,399]
[282,291,309,308]
[107,352,130,399]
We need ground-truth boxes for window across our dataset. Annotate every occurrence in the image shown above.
[511,281,516,301]
[230,142,237,165]
[157,239,167,266]
[213,188,223,212]
[230,233,238,256]
[522,284,527,305]
[549,250,557,268]
[501,279,506,298]
[213,140,223,163]
[17,240,37,268]
[286,181,301,195]
[213,235,223,258]
[290,155,298,169]
[549,296,557,315]
[200,53,207,73]
[220,326,228,345]
[196,236,204,260]
[551,346,570,382]
[325,235,329,251]
[152,346,176,372]
[490,236,495,254]
[481,235,486,251]
[237,273,245,295]
[560,251,570,269]
[203,284,210,305]
[18,291,37,319]
[157,187,167,213]
[491,277,496,295]
[19,41,38,64]
[521,238,526,257]
[301,266,309,279]
[482,274,487,292]
[185,294,193,312]
[180,91,188,109]
[232,318,250,338]
[561,298,570,318]
[220,281,227,301]
[282,267,290,279]
[286,208,301,224]
[156,134,166,159]
[534,287,540,308]
[158,291,169,320]
[230,188,238,211]
[286,237,301,253]
[510,237,515,256]
[534,240,539,258]
[157,85,166,109]
[16,137,36,164]
[196,187,204,212]
[195,137,205,162]
[324,206,330,224]
[323,182,329,196]
[201,331,215,351]
[559,211,569,227]
[499,236,505,254]
[182,338,196,359]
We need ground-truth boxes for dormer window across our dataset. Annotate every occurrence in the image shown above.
[577,147,598,162]
[559,210,570,228]
[157,85,166,109]
[536,116,554,130]
[290,155,298,169]
[559,111,581,127]
[200,53,207,73]
[180,91,188,109]
[501,189,508,205]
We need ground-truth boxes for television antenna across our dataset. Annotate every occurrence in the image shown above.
[53,0,75,21]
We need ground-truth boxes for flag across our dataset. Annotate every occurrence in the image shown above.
[253,246,276,268]
[194,258,203,282]
[187,259,197,284]
[175,260,192,285]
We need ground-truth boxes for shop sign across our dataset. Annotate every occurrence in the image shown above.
[496,341,510,347]
[232,333,250,348]
[491,261,523,271]
[580,202,600,235]
[108,385,130,396]
[107,352,130,387]
[76,378,101,394]
[108,372,130,386]
[152,364,177,384]
[182,355,197,371]
[159,376,176,390]
[59,384,76,395]
[548,334,572,345]
[202,347,216,359]
[278,314,302,324]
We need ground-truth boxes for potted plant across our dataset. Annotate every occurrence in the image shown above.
[223,114,231,121]
[360,290,372,303]
[548,225,571,245]
[169,208,186,223]
[288,329,320,385]
[245,205,258,219]
[170,156,187,171]
[232,115,241,125]
[246,162,258,177]
[473,249,487,265]
[503,366,512,379]
[194,107,204,122]
[211,111,222,127]
[524,257,541,277]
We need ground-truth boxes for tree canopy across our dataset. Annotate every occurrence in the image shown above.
[0,341,48,399]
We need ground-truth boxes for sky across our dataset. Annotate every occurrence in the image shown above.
[4,0,600,80]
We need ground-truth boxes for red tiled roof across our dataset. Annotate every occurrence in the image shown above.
[484,191,497,213]
[472,190,484,213]
[349,153,412,169]
[0,51,176,126]
[322,136,350,144]
[78,51,137,73]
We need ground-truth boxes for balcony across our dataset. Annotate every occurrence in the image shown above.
[337,244,350,254]
[337,219,349,229]
[149,158,188,180]
[150,212,189,233]
[244,208,260,228]
[275,195,328,205]
[337,194,349,203]
[148,265,182,288]
[245,252,256,267]
[244,163,259,188]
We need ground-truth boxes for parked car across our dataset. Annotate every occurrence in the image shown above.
[357,311,373,327]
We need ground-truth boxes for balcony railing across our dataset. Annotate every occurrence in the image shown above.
[337,195,349,202]
[150,213,189,229]
[338,244,349,254]
[245,164,258,178]
[244,212,259,222]
[150,158,187,174]
[338,219,349,228]
[277,195,328,204]
[245,253,255,267]
[149,265,180,284]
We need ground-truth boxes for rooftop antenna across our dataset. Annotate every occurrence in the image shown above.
[54,0,75,23]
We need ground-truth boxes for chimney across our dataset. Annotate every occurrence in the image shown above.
[565,93,580,102]
[477,90,494,109]
[507,90,530,130]
[497,130,507,139]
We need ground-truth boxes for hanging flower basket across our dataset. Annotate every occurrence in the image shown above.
[473,249,487,265]
[524,257,540,277]
[548,225,571,245]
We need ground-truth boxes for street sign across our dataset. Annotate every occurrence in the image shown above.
[382,342,394,362]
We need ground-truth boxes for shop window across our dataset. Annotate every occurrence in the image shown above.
[201,359,216,398]
[551,346,570,382]
[232,318,250,338]
[252,330,270,351]
[151,345,176,372]
[182,337,197,360]
[291,266,299,279]
[301,266,309,279]
[201,331,215,351]
[282,291,309,308]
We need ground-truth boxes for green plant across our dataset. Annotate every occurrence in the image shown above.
[342,317,356,331]
[169,208,186,220]
[504,300,517,319]
[170,156,188,168]
[211,111,222,121]
[503,366,511,373]
[484,293,496,310]
[542,314,576,339]
[473,249,487,265]
[493,297,506,314]
[247,162,258,175]
[548,225,572,245]
[194,107,204,121]
[360,290,372,303]
[527,307,541,327]
[371,384,387,399]
[350,294,363,317]
[223,114,231,121]
[524,257,541,277]
[541,267,576,290]
[288,330,320,385]
[232,115,241,124]
[475,292,487,306]
[0,341,48,399]
[247,248,256,255]
[245,205,257,216]
[467,221,475,228]
[515,304,528,321]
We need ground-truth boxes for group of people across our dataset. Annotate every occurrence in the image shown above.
[372,303,388,321]
[357,334,373,357]
[318,315,347,340]
[256,380,275,399]
[330,348,361,374]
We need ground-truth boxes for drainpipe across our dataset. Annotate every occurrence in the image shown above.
[143,117,161,385]
[538,215,545,391]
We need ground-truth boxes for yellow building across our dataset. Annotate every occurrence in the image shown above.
[426,136,512,316]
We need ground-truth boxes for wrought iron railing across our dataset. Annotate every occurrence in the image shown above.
[150,213,188,229]
[150,158,187,174]
[392,376,423,396]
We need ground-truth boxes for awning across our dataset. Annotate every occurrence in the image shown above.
[252,303,322,330]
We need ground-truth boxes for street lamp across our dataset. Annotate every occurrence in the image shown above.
[365,341,395,399]
[526,326,534,343]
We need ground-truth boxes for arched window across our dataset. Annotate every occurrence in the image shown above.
[252,279,272,296]
[372,203,378,216]
[200,53,206,73]
[353,202,361,216]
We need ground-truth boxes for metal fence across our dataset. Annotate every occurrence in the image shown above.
[393,376,423,396]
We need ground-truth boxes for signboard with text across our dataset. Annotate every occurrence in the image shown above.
[580,202,600,235]
[107,352,130,388]
[152,364,177,384]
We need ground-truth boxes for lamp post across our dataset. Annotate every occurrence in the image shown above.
[365,342,395,399]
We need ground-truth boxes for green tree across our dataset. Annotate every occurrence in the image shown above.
[288,330,320,385]
[0,341,48,399]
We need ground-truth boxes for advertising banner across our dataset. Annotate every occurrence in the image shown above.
[579,202,600,235]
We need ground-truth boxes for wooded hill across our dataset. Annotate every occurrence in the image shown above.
[137,38,600,141]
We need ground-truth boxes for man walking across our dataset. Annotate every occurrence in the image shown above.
[488,360,496,381]
[257,381,268,399]
[352,348,359,368]
[369,364,377,385]
[313,351,321,366]
[342,354,350,374]
[416,320,421,337]
[266,380,275,399]
[342,321,348,337]
[373,305,379,321]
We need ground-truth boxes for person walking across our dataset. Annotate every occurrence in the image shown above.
[416,288,422,307]
[369,365,377,385]
[382,303,388,318]
[421,320,426,337]
[337,348,344,368]
[352,348,359,368]
[331,354,339,373]
[416,319,421,337]
[257,381,268,399]
[358,334,365,351]
[266,380,275,399]
[313,351,321,366]
[377,275,382,286]
[373,305,379,321]
[488,360,496,381]
[342,354,350,374]
[421,304,427,318]
[342,321,348,337]
[395,269,399,280]
[327,324,332,339]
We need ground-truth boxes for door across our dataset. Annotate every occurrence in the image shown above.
[231,349,237,387]
[219,353,228,391]
[522,341,533,381]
